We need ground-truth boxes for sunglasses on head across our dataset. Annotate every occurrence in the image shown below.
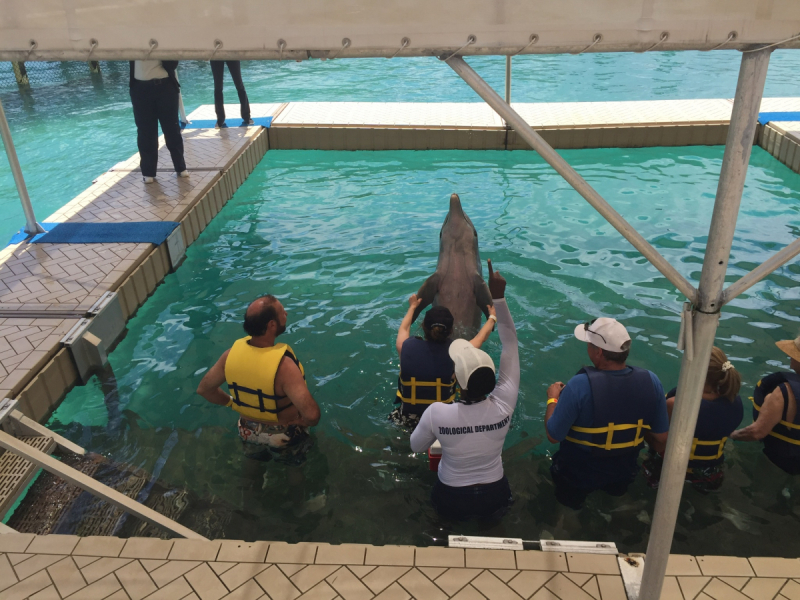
[583,319,607,345]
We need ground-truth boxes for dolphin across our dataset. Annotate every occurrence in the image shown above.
[413,193,492,335]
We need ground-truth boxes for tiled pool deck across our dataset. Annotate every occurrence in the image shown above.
[3,533,800,600]
[1,98,800,599]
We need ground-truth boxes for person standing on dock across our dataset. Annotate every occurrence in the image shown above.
[731,334,800,474]
[129,60,189,184]
[544,318,668,508]
[211,61,254,128]
[410,261,519,520]
[197,295,321,462]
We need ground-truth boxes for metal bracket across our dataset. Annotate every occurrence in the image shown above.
[166,226,186,270]
[0,398,19,427]
[62,292,125,382]
[540,540,618,554]
[448,535,524,551]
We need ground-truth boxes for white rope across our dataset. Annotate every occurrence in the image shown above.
[278,39,286,61]
[642,31,669,53]
[147,39,158,57]
[443,35,476,61]
[574,34,602,55]
[389,38,410,59]
[329,38,351,60]
[742,32,800,52]
[211,39,222,58]
[88,39,98,58]
[512,34,539,56]
[26,40,37,58]
[705,31,736,51]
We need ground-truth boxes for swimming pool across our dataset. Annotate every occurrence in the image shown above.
[1,51,800,245]
[38,145,800,554]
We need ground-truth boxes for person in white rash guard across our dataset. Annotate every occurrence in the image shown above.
[410,260,520,520]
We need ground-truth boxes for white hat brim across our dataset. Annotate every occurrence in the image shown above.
[574,323,590,343]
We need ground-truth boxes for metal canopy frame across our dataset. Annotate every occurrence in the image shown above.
[444,47,795,600]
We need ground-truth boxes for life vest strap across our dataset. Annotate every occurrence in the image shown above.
[689,437,727,460]
[229,382,290,413]
[750,396,800,430]
[567,419,650,450]
[398,377,456,405]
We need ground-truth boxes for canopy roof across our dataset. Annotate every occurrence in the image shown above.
[2,0,800,61]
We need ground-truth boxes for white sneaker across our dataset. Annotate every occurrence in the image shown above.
[143,176,155,184]
[177,170,189,178]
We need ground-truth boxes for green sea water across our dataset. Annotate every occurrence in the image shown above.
[40,146,800,554]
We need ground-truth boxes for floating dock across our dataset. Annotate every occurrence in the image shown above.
[1,97,799,600]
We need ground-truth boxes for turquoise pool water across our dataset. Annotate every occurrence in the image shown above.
[1,51,799,244]
[40,146,800,554]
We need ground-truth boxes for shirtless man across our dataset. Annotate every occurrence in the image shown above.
[731,334,800,474]
[197,295,320,461]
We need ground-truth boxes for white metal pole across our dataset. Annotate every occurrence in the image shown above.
[0,97,45,235]
[721,236,800,304]
[445,55,697,302]
[505,56,511,104]
[638,47,771,600]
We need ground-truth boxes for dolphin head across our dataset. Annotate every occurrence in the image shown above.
[439,193,481,271]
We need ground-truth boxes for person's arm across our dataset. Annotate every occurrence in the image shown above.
[731,386,786,441]
[196,350,233,406]
[643,374,669,454]
[410,406,437,452]
[396,294,422,358]
[469,304,497,348]
[277,358,321,427]
[545,379,582,443]
[487,261,520,415]
[544,382,566,443]
[666,396,675,420]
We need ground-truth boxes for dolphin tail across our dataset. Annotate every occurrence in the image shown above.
[473,276,493,318]
[414,273,440,322]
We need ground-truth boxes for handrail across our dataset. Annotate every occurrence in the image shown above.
[0,430,206,540]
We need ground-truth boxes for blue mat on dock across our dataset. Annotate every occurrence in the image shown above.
[758,112,800,125]
[183,116,272,129]
[8,222,179,246]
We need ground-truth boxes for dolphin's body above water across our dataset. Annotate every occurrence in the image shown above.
[413,194,492,336]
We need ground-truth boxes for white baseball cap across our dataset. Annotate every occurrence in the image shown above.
[449,339,497,396]
[574,317,631,353]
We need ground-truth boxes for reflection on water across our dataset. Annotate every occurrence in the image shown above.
[44,147,800,554]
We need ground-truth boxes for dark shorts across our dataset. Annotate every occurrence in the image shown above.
[550,449,637,509]
[431,477,513,521]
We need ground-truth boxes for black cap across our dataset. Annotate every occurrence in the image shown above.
[423,306,454,332]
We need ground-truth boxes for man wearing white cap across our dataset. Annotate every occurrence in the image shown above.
[731,333,800,474]
[410,260,519,520]
[544,317,668,508]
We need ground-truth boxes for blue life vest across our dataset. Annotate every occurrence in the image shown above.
[752,372,800,472]
[396,337,456,416]
[666,387,743,470]
[564,366,661,457]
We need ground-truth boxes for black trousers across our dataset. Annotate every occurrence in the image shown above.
[211,61,251,125]
[130,79,186,177]
[431,477,513,521]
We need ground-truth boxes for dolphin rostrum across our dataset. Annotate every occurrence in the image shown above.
[412,193,492,335]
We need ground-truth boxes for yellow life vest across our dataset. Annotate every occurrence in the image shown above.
[224,338,304,423]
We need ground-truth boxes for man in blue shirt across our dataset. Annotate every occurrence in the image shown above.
[544,317,668,508]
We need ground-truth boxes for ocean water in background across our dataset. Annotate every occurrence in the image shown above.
[0,50,799,243]
[41,145,800,554]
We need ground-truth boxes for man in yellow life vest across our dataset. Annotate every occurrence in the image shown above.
[197,295,321,461]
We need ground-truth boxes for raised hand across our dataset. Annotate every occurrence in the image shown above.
[488,259,506,299]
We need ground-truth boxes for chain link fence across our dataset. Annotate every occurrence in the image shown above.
[0,60,128,88]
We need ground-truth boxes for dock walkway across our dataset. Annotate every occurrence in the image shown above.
[2,532,800,600]
[0,97,799,599]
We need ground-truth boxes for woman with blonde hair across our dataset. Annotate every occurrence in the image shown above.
[643,346,743,491]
